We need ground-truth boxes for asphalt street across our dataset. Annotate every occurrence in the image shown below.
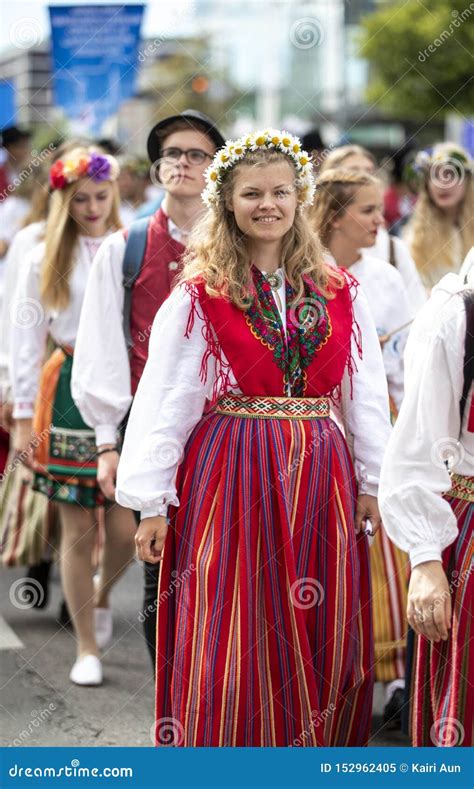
[0,561,410,748]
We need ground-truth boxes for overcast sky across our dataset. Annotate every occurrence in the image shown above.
[0,1,195,53]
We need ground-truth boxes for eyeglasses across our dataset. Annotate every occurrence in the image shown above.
[161,147,213,165]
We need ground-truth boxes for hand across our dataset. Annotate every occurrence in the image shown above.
[12,418,35,468]
[354,494,382,536]
[96,448,120,500]
[407,560,451,642]
[0,401,13,431]
[135,515,168,564]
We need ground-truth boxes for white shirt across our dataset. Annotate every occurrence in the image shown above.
[115,278,391,518]
[363,227,426,318]
[71,215,188,447]
[330,254,412,411]
[379,271,474,568]
[10,234,107,419]
[0,221,45,403]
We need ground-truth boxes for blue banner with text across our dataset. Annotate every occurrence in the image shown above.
[48,5,144,135]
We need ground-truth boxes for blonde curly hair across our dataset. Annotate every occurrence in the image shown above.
[179,149,343,309]
[309,168,381,246]
[404,142,473,287]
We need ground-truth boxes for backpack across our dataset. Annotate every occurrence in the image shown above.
[122,217,151,348]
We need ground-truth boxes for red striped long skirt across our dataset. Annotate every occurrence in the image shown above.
[411,481,473,747]
[154,394,374,747]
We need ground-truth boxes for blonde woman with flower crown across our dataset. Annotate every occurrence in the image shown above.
[403,142,474,292]
[116,131,391,747]
[10,148,136,687]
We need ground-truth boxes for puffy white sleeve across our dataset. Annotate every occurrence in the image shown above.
[115,285,216,518]
[71,232,132,446]
[381,268,412,412]
[379,298,466,567]
[10,247,48,419]
[340,284,392,497]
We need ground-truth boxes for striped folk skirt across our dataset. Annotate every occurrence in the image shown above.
[411,475,473,747]
[154,394,374,747]
[370,528,409,681]
[32,348,104,508]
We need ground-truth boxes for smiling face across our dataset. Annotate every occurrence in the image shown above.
[69,178,115,237]
[158,128,216,198]
[226,160,298,250]
[331,183,384,248]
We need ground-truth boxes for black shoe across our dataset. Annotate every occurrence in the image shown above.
[383,687,405,730]
[57,599,72,628]
[23,561,52,609]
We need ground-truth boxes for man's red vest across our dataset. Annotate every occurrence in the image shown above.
[128,208,184,393]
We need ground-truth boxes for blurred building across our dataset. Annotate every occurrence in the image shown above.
[0,43,55,127]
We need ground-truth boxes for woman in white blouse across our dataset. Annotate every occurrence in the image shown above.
[116,131,391,747]
[311,167,412,725]
[10,148,136,687]
[379,268,473,747]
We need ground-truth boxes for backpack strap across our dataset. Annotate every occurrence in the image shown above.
[122,216,151,349]
[460,289,474,424]
[388,235,396,267]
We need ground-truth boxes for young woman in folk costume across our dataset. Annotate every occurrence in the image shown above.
[116,130,391,747]
[403,143,474,293]
[10,148,136,686]
[319,145,426,317]
[310,168,412,726]
[380,267,474,747]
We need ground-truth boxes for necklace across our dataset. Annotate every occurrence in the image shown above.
[264,270,283,311]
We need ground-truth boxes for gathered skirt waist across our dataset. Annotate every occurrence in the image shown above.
[213,393,330,420]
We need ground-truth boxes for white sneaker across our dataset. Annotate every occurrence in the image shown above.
[94,607,113,650]
[69,654,103,686]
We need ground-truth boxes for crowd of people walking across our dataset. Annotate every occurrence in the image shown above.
[0,113,472,748]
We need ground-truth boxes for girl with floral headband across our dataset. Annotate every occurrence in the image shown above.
[10,146,136,687]
[116,130,391,747]
[403,141,474,292]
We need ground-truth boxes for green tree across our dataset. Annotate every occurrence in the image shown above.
[360,0,474,118]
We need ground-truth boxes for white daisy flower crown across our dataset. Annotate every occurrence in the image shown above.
[202,129,316,209]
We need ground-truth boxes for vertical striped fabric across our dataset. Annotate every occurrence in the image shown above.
[154,410,374,746]
[411,496,473,747]
[370,528,409,681]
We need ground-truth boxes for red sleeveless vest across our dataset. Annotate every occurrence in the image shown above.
[189,272,358,401]
[128,209,185,393]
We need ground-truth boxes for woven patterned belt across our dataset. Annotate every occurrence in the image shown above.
[214,394,330,420]
[446,473,474,503]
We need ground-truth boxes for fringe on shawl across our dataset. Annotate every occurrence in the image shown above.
[329,269,363,404]
[183,282,233,407]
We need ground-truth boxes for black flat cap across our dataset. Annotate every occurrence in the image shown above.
[147,109,225,164]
